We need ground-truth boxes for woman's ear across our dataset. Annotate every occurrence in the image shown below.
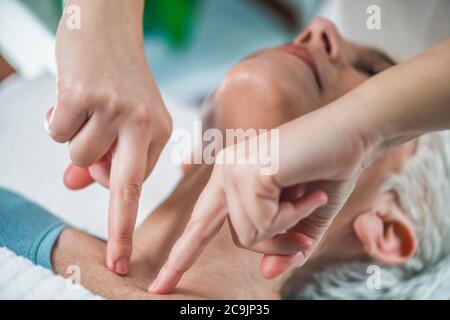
[352,193,417,265]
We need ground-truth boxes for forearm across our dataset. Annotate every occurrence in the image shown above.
[61,0,145,51]
[64,0,144,25]
[51,228,147,299]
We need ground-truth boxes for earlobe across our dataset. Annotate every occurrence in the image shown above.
[353,193,417,265]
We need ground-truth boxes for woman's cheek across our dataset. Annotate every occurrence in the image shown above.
[338,69,369,96]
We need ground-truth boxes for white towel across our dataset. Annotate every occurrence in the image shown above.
[0,247,102,300]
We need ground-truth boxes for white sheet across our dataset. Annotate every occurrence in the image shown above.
[320,0,450,61]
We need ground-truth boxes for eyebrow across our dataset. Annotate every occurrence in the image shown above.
[369,48,397,66]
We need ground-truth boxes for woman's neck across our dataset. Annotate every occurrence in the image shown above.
[131,164,284,299]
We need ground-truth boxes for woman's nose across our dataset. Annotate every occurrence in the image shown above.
[294,18,342,63]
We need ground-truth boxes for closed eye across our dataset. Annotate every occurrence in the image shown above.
[358,65,377,77]
[355,48,396,77]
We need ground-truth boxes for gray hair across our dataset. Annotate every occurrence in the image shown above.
[289,131,450,299]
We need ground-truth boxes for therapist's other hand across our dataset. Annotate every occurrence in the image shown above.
[150,105,370,294]
[149,108,366,294]
[48,0,172,275]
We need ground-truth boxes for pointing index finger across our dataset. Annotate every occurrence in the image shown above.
[149,173,227,293]
[106,132,148,275]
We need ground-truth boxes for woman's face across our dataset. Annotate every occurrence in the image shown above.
[217,17,395,119]
[211,18,416,265]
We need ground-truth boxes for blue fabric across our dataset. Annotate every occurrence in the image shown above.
[0,188,68,270]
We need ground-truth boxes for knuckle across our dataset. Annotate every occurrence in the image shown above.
[256,174,278,193]
[238,234,255,248]
[240,238,252,248]
[108,99,126,118]
[303,237,315,250]
[69,145,90,168]
[133,107,153,127]
[232,236,245,249]
[163,263,183,277]
[256,221,273,238]
[119,184,142,203]
[58,83,90,106]
[110,233,133,248]
[185,221,209,247]
[49,128,69,143]
[161,115,173,141]
[76,89,95,105]
[56,80,73,102]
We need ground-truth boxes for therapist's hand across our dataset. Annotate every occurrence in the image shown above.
[47,0,172,275]
[149,103,374,294]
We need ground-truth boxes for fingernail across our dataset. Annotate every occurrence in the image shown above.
[115,257,128,275]
[44,107,53,134]
[319,195,328,206]
[296,184,306,198]
[44,118,50,134]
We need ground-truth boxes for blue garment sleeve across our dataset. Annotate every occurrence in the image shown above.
[0,188,68,270]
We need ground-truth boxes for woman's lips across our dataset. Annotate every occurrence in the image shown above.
[278,44,322,90]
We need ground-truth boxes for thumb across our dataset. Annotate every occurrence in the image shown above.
[63,164,95,190]
[259,254,300,279]
[63,153,112,190]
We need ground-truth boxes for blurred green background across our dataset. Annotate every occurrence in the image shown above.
[19,0,323,48]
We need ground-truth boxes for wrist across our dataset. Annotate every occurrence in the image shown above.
[331,82,386,170]
[59,0,146,60]
[348,79,419,168]
[349,40,450,163]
